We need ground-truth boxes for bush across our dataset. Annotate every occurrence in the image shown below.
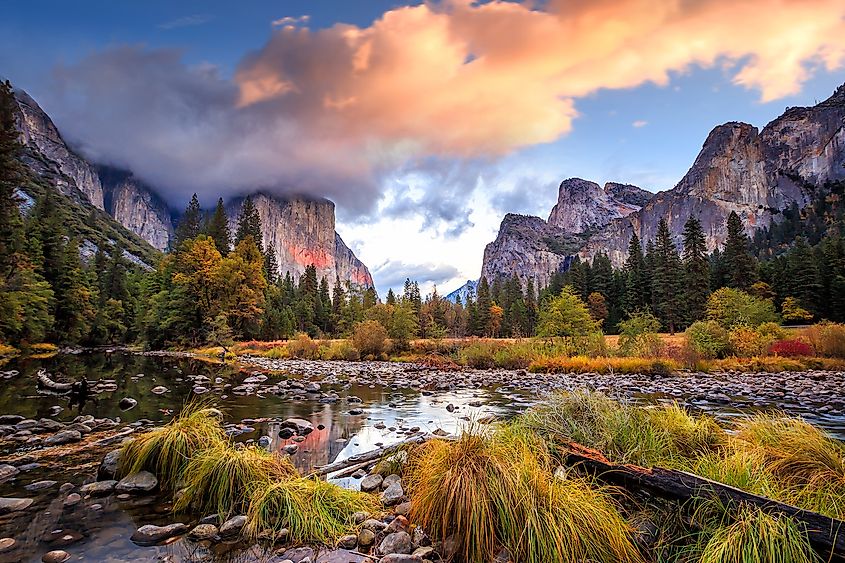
[803,322,845,358]
[617,311,663,357]
[769,339,814,357]
[537,287,601,338]
[352,320,388,357]
[322,340,360,361]
[706,287,779,328]
[727,326,773,357]
[685,321,730,359]
[286,333,321,359]
[757,322,788,341]
[529,355,679,375]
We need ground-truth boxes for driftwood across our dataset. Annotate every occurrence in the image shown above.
[309,434,440,478]
[36,369,72,392]
[562,443,845,560]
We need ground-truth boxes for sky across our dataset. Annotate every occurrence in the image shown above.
[2,0,844,297]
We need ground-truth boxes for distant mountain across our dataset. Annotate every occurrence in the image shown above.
[11,86,374,287]
[445,279,478,303]
[481,83,845,285]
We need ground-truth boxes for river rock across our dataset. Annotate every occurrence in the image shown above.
[0,538,15,552]
[118,397,137,410]
[0,497,33,514]
[219,515,247,537]
[283,444,299,454]
[80,480,116,496]
[63,493,81,507]
[188,523,218,540]
[41,550,70,563]
[379,531,412,555]
[258,435,272,449]
[357,528,376,547]
[337,534,357,549]
[280,418,313,435]
[381,556,422,563]
[360,474,383,492]
[413,546,435,558]
[116,471,158,494]
[150,386,168,394]
[305,382,321,392]
[130,523,188,545]
[43,430,82,446]
[98,449,121,480]
[0,415,23,425]
[25,480,57,492]
[0,464,19,483]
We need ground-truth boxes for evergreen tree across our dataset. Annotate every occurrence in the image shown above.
[386,288,397,306]
[475,277,492,336]
[623,233,647,312]
[205,197,230,254]
[682,217,710,323]
[235,196,263,253]
[651,218,684,333]
[175,193,202,247]
[264,245,278,284]
[723,211,757,290]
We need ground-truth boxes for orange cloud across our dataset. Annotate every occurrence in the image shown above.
[235,0,845,156]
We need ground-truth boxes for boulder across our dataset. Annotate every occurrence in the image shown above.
[41,550,70,563]
[98,449,122,481]
[0,538,15,552]
[43,430,82,446]
[0,464,19,483]
[130,523,188,545]
[118,397,137,411]
[79,480,116,497]
[0,497,33,514]
[116,471,158,494]
[357,528,376,548]
[337,534,357,549]
[360,474,383,492]
[280,418,313,435]
[219,514,247,537]
[381,556,422,563]
[379,531,412,555]
[381,481,405,506]
[188,524,218,540]
[25,480,57,492]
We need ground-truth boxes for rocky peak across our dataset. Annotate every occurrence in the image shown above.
[227,193,373,289]
[13,89,105,210]
[98,167,174,251]
[547,177,650,234]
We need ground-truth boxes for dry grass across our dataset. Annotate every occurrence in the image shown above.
[529,355,681,375]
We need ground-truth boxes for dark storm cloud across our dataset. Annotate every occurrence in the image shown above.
[373,260,460,292]
[489,177,558,218]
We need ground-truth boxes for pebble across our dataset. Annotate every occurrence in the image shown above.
[41,550,70,563]
[130,523,188,545]
[188,524,218,540]
[0,538,15,552]
[63,493,81,507]
[43,430,82,446]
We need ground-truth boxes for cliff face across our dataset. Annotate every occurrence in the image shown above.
[483,83,845,280]
[13,90,105,210]
[99,168,174,251]
[227,194,374,289]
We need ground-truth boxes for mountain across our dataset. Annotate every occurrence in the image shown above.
[12,86,374,288]
[482,83,845,284]
[227,194,374,289]
[445,279,478,303]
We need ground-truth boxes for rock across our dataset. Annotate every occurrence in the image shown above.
[361,518,387,532]
[446,403,455,413]
[219,514,247,537]
[80,480,116,496]
[352,511,368,524]
[382,474,402,489]
[41,550,70,563]
[98,449,122,480]
[360,474,383,492]
[337,534,357,549]
[116,471,158,494]
[258,435,272,449]
[63,493,81,507]
[25,480,57,492]
[394,501,411,517]
[150,386,168,394]
[0,464,19,483]
[130,523,188,545]
[0,415,23,425]
[305,382,321,392]
[386,515,409,534]
[188,524,218,540]
[412,546,435,558]
[118,397,137,410]
[280,418,313,435]
[283,444,299,455]
[381,556,422,563]
[357,528,376,548]
[0,497,33,514]
[43,430,82,446]
[278,427,295,439]
[0,538,15,552]
[349,408,364,415]
[379,531,412,555]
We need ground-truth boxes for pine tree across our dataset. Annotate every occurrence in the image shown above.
[591,253,613,298]
[475,277,492,336]
[723,211,757,290]
[386,288,397,306]
[264,245,278,284]
[682,217,710,323]
[235,196,263,253]
[175,193,202,247]
[205,197,230,255]
[651,218,683,333]
[623,233,647,313]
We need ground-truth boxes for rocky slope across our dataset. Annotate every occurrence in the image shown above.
[227,194,374,289]
[99,168,174,251]
[483,83,845,282]
[445,279,479,304]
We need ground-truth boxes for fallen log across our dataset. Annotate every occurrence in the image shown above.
[309,433,446,478]
[562,443,845,560]
[36,369,72,392]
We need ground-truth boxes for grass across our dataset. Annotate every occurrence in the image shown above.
[118,404,226,489]
[529,355,680,375]
[246,478,378,544]
[0,343,20,358]
[175,443,298,517]
[406,426,644,563]
[518,391,724,467]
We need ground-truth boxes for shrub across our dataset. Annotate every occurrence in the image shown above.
[322,340,360,361]
[757,322,788,341]
[769,339,814,357]
[781,296,813,324]
[727,326,773,357]
[706,287,779,328]
[286,333,321,359]
[458,341,500,369]
[618,311,664,357]
[803,322,845,358]
[529,355,679,375]
[352,320,388,357]
[537,286,601,338]
[685,321,730,359]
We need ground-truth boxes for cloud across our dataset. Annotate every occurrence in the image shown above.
[43,0,845,213]
[489,177,558,218]
[157,14,214,30]
[373,260,460,292]
[632,120,649,128]
[272,15,310,28]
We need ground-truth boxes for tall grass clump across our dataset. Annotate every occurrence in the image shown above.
[699,508,819,563]
[118,405,226,489]
[406,427,643,563]
[246,478,377,544]
[803,322,845,358]
[518,391,724,467]
[175,444,298,517]
[286,333,321,359]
